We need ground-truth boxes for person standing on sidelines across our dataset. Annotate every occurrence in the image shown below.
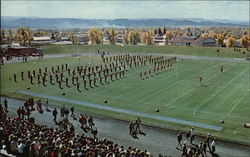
[190,127,195,144]
[70,106,75,118]
[176,132,183,150]
[211,138,216,154]
[4,98,8,112]
[45,98,49,111]
[53,108,58,122]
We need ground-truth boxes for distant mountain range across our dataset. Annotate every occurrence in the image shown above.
[1,16,248,29]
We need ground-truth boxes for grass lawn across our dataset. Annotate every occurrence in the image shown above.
[1,54,249,145]
[40,44,249,59]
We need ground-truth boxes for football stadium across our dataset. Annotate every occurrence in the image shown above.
[1,1,249,157]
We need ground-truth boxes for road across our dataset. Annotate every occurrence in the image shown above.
[1,96,249,157]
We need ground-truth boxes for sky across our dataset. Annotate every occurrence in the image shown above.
[1,0,249,22]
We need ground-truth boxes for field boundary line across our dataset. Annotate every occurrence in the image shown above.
[193,69,248,115]
[18,90,223,131]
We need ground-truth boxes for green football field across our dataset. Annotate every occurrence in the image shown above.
[1,54,249,144]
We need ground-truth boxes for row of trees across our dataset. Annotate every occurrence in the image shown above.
[0,27,33,46]
[1,27,249,48]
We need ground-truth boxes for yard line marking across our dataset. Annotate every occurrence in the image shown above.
[18,90,223,131]
[138,63,219,103]
[193,69,248,115]
[165,63,236,107]
[227,91,249,116]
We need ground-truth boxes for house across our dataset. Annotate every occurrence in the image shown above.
[193,37,216,46]
[154,35,166,46]
[170,36,216,47]
[170,36,197,46]
[31,36,52,46]
[116,34,123,45]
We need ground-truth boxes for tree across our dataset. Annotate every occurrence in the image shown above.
[87,29,103,45]
[141,30,154,45]
[154,29,157,35]
[15,27,33,46]
[106,28,118,45]
[158,28,162,36]
[0,29,5,44]
[123,32,129,45]
[241,35,250,48]
[6,29,14,44]
[163,28,166,35]
[166,31,174,40]
[226,36,236,47]
[128,31,140,45]
[217,34,224,46]
[26,28,33,46]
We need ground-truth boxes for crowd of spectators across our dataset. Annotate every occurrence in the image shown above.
[0,100,173,157]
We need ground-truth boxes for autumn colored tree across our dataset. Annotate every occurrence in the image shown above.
[241,35,250,48]
[15,27,33,46]
[6,29,14,44]
[217,34,224,46]
[128,31,140,45]
[141,30,154,45]
[87,29,103,45]
[123,32,129,45]
[106,28,118,45]
[226,36,236,47]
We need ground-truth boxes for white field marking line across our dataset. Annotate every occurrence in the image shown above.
[227,90,249,116]
[137,63,219,103]
[193,69,248,115]
[164,63,236,107]
[114,61,195,99]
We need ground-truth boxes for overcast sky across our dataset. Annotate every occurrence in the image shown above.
[2,1,249,22]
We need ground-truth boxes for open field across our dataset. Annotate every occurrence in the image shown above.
[1,54,249,144]
[41,45,249,58]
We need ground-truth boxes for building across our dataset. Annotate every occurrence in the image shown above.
[170,36,216,47]
[4,47,43,57]
[154,35,166,46]
[31,36,52,46]
[116,34,124,45]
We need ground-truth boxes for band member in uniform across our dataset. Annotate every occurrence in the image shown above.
[77,82,80,92]
[89,78,92,87]
[42,76,46,86]
[50,75,54,85]
[220,64,224,72]
[82,79,86,89]
[93,78,97,86]
[199,75,203,85]
[37,75,41,85]
[28,71,31,79]
[65,77,69,87]
[13,74,17,82]
[39,68,42,75]
[52,66,55,73]
[30,75,33,84]
[21,71,24,80]
[33,70,36,78]
[58,80,63,89]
